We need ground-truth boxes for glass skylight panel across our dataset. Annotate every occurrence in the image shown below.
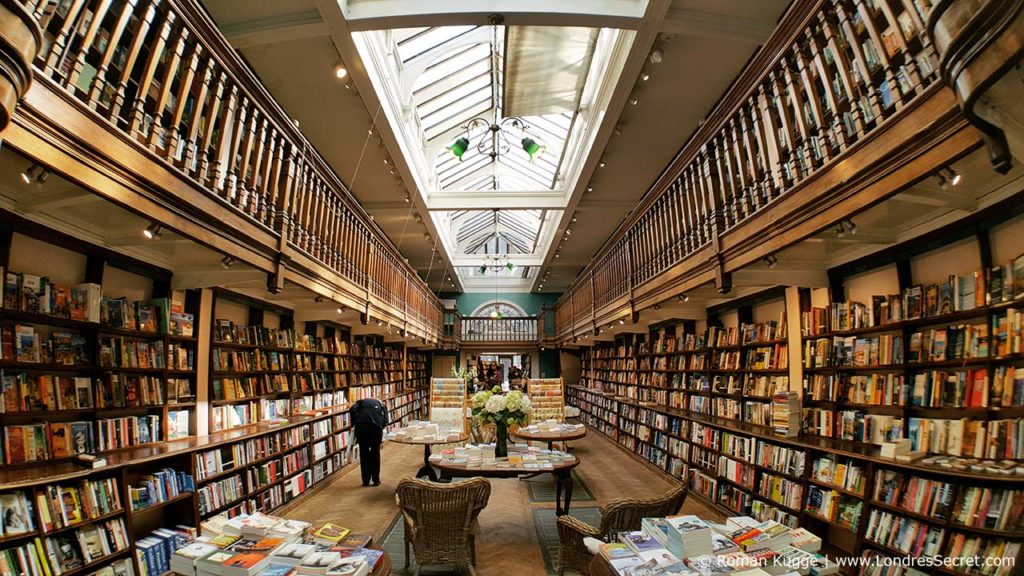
[413,43,492,95]
[419,75,492,123]
[423,96,492,139]
[414,57,490,105]
[397,25,477,64]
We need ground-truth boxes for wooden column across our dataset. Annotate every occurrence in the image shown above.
[0,0,41,133]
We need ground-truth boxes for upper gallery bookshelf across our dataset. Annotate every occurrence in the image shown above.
[0,226,199,468]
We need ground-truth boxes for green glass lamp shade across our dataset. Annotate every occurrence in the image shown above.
[521,137,545,162]
[448,137,470,161]
[506,262,516,272]
[479,265,487,275]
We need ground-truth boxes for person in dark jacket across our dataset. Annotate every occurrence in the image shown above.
[349,398,389,486]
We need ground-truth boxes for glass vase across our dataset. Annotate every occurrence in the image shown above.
[495,420,509,457]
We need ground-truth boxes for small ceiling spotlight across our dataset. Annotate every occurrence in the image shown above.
[653,304,662,311]
[143,223,163,240]
[679,293,690,303]
[649,48,664,64]
[565,229,572,236]
[404,194,410,203]
[629,96,639,106]
[618,318,625,325]
[571,216,577,223]
[35,169,49,186]
[315,296,326,303]
[763,254,779,269]
[220,256,236,269]
[640,72,650,82]
[376,319,384,326]
[414,213,422,222]
[337,305,346,314]
[20,163,41,184]
[939,166,961,187]
[586,185,593,192]
[598,160,606,168]
[334,64,348,79]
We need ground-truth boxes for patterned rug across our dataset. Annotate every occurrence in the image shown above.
[524,471,595,503]
[533,507,604,575]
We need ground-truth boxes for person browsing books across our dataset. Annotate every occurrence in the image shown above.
[349,397,389,486]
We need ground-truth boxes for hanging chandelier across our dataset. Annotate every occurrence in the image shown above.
[478,254,516,275]
[447,116,546,163]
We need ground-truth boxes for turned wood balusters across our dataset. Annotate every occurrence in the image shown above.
[0,0,40,132]
[13,0,443,338]
[556,0,947,341]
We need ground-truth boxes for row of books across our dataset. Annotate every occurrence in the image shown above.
[98,336,167,369]
[0,324,88,364]
[44,517,130,574]
[36,479,122,532]
[811,456,865,494]
[129,468,195,511]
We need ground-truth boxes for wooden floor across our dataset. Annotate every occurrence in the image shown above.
[282,429,723,575]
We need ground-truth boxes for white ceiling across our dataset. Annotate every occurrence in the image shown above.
[199,0,791,294]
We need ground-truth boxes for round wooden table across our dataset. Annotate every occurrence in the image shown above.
[370,546,392,576]
[388,432,468,482]
[432,455,580,515]
[511,426,587,450]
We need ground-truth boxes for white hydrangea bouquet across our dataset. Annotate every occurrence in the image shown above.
[470,386,532,456]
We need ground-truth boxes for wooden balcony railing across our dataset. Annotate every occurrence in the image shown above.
[557,0,957,340]
[461,316,538,343]
[11,0,444,339]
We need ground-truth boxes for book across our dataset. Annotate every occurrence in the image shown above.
[325,557,369,576]
[311,523,350,546]
[270,542,316,566]
[599,542,636,560]
[223,552,272,576]
[296,551,341,575]
[0,492,33,535]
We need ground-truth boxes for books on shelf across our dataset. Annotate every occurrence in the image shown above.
[129,468,194,511]
[0,491,34,536]
[770,391,800,437]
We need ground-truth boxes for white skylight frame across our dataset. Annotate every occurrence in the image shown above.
[353,24,635,291]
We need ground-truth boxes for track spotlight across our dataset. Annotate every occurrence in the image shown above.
[939,167,961,187]
[334,64,348,79]
[649,49,664,64]
[679,294,690,303]
[315,296,326,303]
[143,223,163,240]
[844,218,857,234]
[565,229,572,236]
[618,318,625,325]
[337,305,346,314]
[220,256,236,269]
[640,72,650,82]
[599,160,606,168]
[376,319,383,326]
[571,216,577,223]
[629,97,639,106]
[35,169,49,186]
[653,304,662,311]
[404,194,410,203]
[20,164,41,184]
[763,255,778,269]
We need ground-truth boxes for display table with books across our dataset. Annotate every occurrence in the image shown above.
[170,512,391,576]
[512,421,586,450]
[429,443,579,515]
[384,420,468,481]
[585,514,834,576]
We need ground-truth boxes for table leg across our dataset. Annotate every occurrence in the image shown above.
[416,444,439,482]
[554,470,574,516]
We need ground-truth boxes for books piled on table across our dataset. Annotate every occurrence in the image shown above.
[428,444,575,471]
[384,420,464,443]
[601,514,826,576]
[518,421,585,435]
[664,515,713,559]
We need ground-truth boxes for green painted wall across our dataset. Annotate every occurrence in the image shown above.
[440,292,559,316]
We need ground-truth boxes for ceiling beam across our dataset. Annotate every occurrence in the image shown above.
[338,0,647,32]
[892,188,977,211]
[661,8,778,44]
[425,191,567,210]
[450,254,546,266]
[220,11,331,49]
[19,188,102,213]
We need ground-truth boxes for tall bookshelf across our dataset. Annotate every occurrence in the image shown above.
[569,223,1024,565]
[0,225,200,468]
[405,350,428,392]
[350,335,404,400]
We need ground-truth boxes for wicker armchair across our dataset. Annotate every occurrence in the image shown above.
[556,483,688,576]
[397,477,492,576]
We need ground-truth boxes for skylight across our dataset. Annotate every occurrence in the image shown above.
[353,23,634,290]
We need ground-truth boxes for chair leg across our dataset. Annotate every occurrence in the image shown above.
[466,564,478,576]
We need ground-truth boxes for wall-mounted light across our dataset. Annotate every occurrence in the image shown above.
[640,72,650,82]
[334,64,348,79]
[143,223,163,240]
[653,304,662,311]
[35,169,49,186]
[220,256,236,269]
[337,305,346,314]
[763,254,778,269]
[649,48,664,64]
